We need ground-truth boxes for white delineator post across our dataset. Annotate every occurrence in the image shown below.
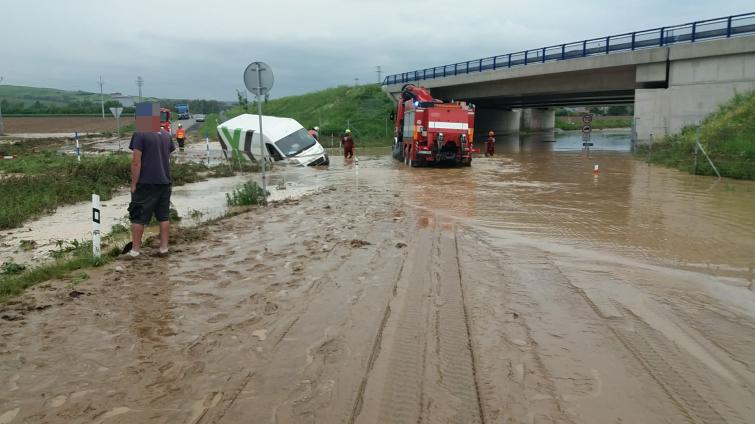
[92,194,101,258]
[205,133,210,165]
[75,132,81,162]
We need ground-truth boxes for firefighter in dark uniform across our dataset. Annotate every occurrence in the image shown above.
[342,129,355,159]
[485,130,496,157]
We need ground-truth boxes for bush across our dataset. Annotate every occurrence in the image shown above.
[226,181,265,206]
[1,261,26,275]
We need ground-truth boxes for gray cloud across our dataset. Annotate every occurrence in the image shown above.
[1,0,752,100]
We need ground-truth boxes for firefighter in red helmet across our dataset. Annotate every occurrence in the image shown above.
[485,130,496,157]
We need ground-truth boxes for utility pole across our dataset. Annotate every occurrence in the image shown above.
[0,76,4,136]
[136,76,144,101]
[376,65,382,84]
[97,76,105,119]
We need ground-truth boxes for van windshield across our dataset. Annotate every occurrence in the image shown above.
[275,128,316,157]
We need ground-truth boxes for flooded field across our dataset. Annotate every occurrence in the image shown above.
[2,131,754,423]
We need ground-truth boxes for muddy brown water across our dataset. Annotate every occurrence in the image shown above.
[2,131,754,423]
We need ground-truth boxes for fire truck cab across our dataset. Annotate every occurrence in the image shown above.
[392,84,475,167]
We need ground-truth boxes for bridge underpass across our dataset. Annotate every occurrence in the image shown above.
[382,13,755,144]
[464,89,636,136]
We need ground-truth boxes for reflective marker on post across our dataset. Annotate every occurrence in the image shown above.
[75,132,81,162]
[92,194,101,258]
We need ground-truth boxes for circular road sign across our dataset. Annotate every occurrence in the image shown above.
[582,114,593,124]
[582,124,592,134]
[243,62,274,96]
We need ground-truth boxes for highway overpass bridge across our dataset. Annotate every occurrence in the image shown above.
[382,13,755,144]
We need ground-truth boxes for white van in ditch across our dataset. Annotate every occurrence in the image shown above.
[217,114,329,166]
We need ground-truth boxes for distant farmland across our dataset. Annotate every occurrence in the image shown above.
[3,116,135,134]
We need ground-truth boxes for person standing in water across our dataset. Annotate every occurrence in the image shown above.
[342,129,355,159]
[485,130,496,157]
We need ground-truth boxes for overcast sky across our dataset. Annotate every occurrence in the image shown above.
[1,1,752,100]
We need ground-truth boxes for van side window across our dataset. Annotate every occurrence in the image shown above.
[266,144,283,161]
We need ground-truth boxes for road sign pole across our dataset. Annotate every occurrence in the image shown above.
[256,65,267,203]
[75,132,81,162]
[243,61,273,203]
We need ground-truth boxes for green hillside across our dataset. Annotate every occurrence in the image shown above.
[642,90,755,179]
[204,84,395,145]
[0,85,104,106]
[0,84,126,115]
[0,84,227,115]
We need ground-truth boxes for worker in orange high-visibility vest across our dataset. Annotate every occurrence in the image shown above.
[175,124,187,152]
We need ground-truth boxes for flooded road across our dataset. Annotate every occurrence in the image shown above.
[2,131,754,423]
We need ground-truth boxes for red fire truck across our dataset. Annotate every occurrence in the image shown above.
[160,108,172,134]
[392,84,476,167]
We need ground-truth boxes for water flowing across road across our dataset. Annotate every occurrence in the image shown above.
[2,130,754,423]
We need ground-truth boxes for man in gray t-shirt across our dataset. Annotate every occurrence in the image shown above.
[127,131,176,257]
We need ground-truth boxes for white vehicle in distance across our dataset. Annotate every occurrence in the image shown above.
[194,114,206,122]
[217,114,329,166]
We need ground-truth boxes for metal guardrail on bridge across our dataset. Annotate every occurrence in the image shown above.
[382,13,755,86]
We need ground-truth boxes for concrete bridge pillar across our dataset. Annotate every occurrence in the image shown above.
[521,108,555,132]
[475,109,521,140]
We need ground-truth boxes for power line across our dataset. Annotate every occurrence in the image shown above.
[97,76,105,119]
[136,76,144,101]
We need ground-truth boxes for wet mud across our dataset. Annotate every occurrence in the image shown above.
[2,134,754,423]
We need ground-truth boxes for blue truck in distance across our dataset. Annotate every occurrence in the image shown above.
[175,104,190,120]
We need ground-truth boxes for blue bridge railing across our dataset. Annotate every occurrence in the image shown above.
[382,13,755,86]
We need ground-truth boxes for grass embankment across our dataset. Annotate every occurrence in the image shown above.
[555,117,632,131]
[0,237,121,303]
[200,85,395,147]
[638,91,755,179]
[0,143,242,230]
[0,223,211,303]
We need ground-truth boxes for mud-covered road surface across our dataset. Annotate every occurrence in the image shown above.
[2,135,755,423]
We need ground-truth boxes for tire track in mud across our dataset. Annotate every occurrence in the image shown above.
[554,262,752,424]
[356,226,484,424]
[373,229,435,424]
[431,231,484,424]
[211,194,410,423]
[348,248,408,424]
[457,229,574,423]
[610,308,748,424]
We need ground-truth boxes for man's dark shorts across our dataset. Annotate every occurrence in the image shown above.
[128,184,171,225]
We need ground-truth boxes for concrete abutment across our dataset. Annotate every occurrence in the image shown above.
[475,109,521,138]
[521,108,555,132]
